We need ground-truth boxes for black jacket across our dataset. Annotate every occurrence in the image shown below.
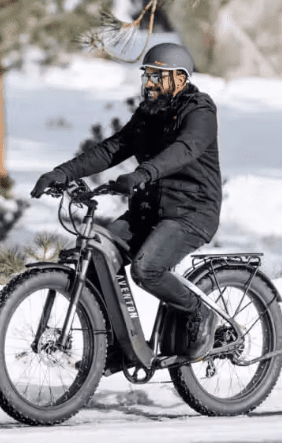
[58,84,222,241]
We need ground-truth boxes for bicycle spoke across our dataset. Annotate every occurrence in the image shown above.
[4,289,88,407]
[215,286,230,315]
[191,284,265,399]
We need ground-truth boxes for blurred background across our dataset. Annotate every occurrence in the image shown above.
[0,0,282,281]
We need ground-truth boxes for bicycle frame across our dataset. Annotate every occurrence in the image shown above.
[28,185,282,375]
[29,235,282,374]
[4,182,282,424]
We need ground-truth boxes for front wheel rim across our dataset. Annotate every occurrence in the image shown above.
[4,288,94,408]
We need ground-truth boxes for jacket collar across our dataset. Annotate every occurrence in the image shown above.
[169,83,199,111]
[169,82,216,117]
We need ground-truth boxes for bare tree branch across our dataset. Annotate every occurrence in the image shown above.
[0,0,18,9]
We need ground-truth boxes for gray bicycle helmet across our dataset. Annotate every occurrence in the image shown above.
[141,43,194,78]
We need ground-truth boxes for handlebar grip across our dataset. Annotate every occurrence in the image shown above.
[108,180,125,195]
[108,180,145,196]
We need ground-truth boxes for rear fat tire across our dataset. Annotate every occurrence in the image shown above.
[0,268,107,425]
[169,267,282,416]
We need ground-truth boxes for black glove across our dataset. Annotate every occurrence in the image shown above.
[114,169,151,197]
[30,169,67,198]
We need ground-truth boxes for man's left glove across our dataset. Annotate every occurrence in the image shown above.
[114,168,151,197]
[31,169,67,198]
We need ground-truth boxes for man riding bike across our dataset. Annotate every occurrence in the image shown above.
[31,43,222,362]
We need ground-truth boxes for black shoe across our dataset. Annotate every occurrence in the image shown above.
[185,303,218,362]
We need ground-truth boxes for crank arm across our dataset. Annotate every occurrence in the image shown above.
[156,355,191,369]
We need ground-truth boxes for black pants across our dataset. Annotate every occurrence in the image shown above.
[108,212,206,312]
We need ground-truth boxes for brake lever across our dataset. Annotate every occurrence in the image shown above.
[45,188,63,198]
[94,183,114,195]
[44,181,66,198]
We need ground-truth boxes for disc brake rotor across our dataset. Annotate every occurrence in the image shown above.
[38,328,72,367]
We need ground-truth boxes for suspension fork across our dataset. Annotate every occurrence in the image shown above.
[57,201,97,348]
[31,289,56,353]
[30,249,92,352]
[57,248,92,348]
[31,202,97,352]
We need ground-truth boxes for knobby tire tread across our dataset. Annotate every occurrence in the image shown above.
[0,268,107,426]
[169,266,282,416]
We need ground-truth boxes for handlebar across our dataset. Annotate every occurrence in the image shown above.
[43,178,143,238]
[44,179,137,202]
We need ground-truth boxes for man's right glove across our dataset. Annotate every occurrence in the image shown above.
[30,169,67,198]
[114,169,151,197]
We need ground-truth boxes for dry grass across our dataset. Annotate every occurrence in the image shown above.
[0,232,71,285]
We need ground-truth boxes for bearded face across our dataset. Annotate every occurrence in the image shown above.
[140,69,175,116]
[141,89,174,115]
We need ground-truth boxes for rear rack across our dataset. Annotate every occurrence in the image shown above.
[191,252,264,258]
[191,252,264,268]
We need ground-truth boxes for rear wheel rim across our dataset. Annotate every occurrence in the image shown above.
[189,283,273,401]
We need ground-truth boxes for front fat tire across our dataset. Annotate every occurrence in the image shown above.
[0,268,107,425]
[169,267,282,416]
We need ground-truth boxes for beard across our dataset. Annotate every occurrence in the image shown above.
[139,88,174,116]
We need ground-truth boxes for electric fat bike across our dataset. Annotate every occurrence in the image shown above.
[0,179,282,425]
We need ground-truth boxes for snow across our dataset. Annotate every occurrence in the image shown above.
[1,34,282,439]
[1,414,282,443]
[221,175,282,236]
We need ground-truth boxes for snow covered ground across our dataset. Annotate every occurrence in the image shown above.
[1,33,282,440]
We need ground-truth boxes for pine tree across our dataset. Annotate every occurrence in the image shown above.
[0,0,107,195]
